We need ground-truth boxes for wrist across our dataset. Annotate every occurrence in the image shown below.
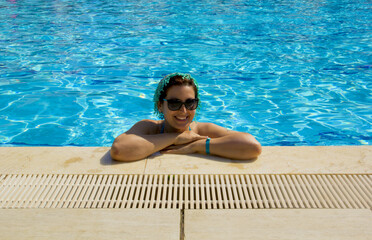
[192,139,206,153]
[205,137,211,155]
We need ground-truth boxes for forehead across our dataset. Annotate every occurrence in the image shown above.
[165,85,196,99]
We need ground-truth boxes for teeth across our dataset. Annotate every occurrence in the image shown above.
[176,116,187,120]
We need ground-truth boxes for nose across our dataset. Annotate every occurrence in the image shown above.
[179,104,187,113]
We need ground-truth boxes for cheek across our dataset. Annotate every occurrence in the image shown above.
[161,106,172,118]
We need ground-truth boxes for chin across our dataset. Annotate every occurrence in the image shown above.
[165,115,194,132]
[172,122,190,132]
[173,125,188,132]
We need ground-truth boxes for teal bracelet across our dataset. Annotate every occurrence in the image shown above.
[206,137,211,155]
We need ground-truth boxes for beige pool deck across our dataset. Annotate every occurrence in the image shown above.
[0,146,371,239]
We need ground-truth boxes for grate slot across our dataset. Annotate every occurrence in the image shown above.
[328,175,356,209]
[167,175,173,209]
[277,175,293,208]
[179,175,184,209]
[183,175,188,209]
[354,175,372,199]
[1,174,371,210]
[256,175,270,208]
[336,175,365,209]
[214,175,222,209]
[311,175,333,208]
[194,175,199,209]
[68,175,88,208]
[121,174,132,208]
[26,174,47,208]
[314,175,337,208]
[132,174,142,208]
[189,175,194,209]
[224,175,234,209]
[234,175,245,209]
[301,175,322,208]
[107,175,121,208]
[142,174,152,209]
[4,175,30,208]
[245,175,258,208]
[343,175,371,208]
[270,175,286,208]
[39,174,61,208]
[290,175,308,208]
[260,175,274,208]
[283,175,300,208]
[200,175,206,209]
[209,175,217,209]
[7,175,31,208]
[81,175,98,208]
[136,174,146,209]
[263,175,278,208]
[75,175,93,208]
[219,175,229,209]
[323,174,347,208]
[296,175,318,208]
[1,175,22,207]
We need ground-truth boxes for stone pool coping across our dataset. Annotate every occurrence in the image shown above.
[1,146,371,240]
[0,146,370,174]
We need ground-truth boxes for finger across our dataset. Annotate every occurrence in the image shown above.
[161,145,192,155]
[161,149,183,154]
[160,145,182,153]
[163,145,184,151]
[197,136,208,140]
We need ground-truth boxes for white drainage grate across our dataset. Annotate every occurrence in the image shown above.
[0,174,371,209]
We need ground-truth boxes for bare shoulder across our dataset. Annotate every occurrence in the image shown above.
[126,119,162,135]
[195,122,236,138]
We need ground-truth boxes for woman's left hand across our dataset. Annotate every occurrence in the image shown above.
[160,142,198,155]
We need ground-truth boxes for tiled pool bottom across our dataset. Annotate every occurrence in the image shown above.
[0,146,371,239]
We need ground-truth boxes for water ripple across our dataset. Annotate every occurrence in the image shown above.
[0,0,371,146]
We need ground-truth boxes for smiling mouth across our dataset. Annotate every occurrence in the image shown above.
[175,116,188,121]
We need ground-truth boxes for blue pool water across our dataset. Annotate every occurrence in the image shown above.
[0,0,371,146]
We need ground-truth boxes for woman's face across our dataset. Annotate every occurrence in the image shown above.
[159,85,196,132]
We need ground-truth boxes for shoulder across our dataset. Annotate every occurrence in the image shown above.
[194,122,234,138]
[126,119,162,135]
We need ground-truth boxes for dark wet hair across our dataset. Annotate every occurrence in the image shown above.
[153,73,199,118]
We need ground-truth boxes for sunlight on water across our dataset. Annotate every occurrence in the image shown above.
[0,0,371,146]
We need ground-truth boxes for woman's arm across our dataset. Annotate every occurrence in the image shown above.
[110,120,176,161]
[192,132,261,160]
[110,120,206,162]
[162,123,262,160]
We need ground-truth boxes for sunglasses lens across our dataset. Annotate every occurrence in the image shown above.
[185,99,198,110]
[165,99,198,111]
[167,100,182,111]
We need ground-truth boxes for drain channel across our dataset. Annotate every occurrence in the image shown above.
[0,174,371,209]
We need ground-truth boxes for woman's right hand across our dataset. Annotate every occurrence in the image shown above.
[173,131,208,145]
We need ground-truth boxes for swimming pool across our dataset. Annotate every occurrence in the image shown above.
[0,0,371,146]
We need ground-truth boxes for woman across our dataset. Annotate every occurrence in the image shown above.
[111,73,261,162]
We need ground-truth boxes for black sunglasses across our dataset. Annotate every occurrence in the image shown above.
[163,98,199,111]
